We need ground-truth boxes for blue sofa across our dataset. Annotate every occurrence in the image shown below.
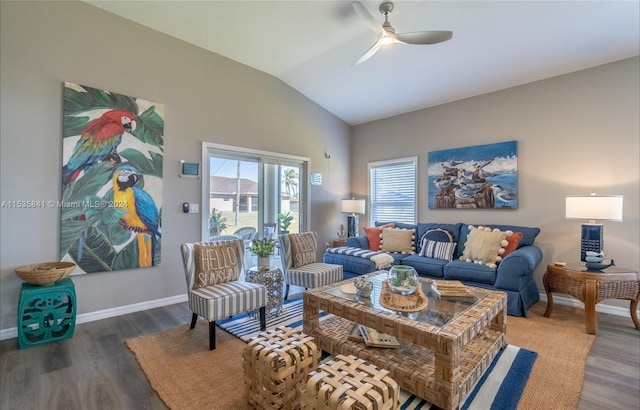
[323,222,543,317]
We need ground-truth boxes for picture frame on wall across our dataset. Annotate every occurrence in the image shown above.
[61,82,164,273]
[428,140,518,209]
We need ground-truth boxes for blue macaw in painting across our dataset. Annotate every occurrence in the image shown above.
[112,165,161,267]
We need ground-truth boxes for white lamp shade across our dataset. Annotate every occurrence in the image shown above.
[341,199,365,214]
[565,195,623,221]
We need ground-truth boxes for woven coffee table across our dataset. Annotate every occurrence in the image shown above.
[303,271,507,410]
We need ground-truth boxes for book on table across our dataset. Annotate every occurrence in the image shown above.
[348,324,365,342]
[357,324,400,348]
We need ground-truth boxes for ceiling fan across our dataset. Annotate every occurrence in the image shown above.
[352,1,453,65]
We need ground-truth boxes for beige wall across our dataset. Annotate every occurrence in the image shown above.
[0,1,350,331]
[351,57,640,310]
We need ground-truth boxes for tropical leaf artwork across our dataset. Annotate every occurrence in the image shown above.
[60,82,164,273]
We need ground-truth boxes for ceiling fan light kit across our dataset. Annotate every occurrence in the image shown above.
[352,1,453,65]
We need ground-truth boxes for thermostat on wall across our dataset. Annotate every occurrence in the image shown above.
[179,161,200,178]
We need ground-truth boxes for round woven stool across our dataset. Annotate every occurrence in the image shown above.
[304,354,400,410]
[243,326,320,409]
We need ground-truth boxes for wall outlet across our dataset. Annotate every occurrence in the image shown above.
[188,203,199,213]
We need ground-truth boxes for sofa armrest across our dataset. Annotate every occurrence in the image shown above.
[494,245,543,291]
[347,236,369,249]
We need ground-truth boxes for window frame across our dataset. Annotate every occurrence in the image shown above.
[201,142,309,241]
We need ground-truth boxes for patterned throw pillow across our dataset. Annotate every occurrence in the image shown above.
[419,239,457,261]
[459,225,511,268]
[418,228,453,255]
[380,228,415,254]
[364,223,395,251]
[193,242,241,288]
[290,232,318,268]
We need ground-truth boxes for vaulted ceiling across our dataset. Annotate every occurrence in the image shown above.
[87,1,640,125]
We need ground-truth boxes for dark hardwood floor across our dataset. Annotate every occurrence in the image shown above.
[1,302,638,410]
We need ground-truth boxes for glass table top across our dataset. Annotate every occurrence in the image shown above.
[322,272,490,328]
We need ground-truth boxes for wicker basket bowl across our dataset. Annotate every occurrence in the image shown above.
[15,262,76,286]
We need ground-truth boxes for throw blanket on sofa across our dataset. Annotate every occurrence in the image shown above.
[326,247,394,269]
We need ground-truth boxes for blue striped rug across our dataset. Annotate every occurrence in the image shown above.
[218,298,536,410]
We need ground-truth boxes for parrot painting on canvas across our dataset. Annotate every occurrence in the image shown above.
[112,165,161,267]
[62,110,136,186]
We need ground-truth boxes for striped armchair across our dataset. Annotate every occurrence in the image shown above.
[180,239,266,350]
[279,232,343,299]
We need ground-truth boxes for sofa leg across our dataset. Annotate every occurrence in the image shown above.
[190,312,198,329]
[284,284,290,300]
[209,321,216,350]
[259,306,266,331]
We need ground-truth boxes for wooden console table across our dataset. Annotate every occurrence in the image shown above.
[543,264,640,335]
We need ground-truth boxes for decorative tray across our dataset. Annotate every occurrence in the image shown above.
[435,280,475,297]
[379,280,428,312]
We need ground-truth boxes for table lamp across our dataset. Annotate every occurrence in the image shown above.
[565,193,623,261]
[341,198,365,238]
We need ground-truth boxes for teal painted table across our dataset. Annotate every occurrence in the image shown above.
[17,277,77,349]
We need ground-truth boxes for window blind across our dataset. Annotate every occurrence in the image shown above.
[368,157,417,225]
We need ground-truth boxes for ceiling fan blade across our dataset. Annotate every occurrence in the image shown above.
[352,2,385,36]
[353,42,381,66]
[395,31,453,45]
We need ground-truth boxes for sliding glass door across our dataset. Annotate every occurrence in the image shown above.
[202,143,308,241]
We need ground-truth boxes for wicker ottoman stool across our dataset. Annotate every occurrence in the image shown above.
[243,326,321,409]
[304,354,400,410]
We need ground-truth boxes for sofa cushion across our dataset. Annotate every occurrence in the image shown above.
[380,228,416,254]
[364,223,394,251]
[459,224,540,250]
[444,260,497,284]
[419,240,457,261]
[459,225,510,268]
[401,255,447,277]
[420,228,453,243]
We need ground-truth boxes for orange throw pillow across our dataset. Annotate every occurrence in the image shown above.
[502,231,523,258]
[364,223,395,251]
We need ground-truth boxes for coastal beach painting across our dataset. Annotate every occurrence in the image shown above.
[60,82,164,273]
[428,141,518,209]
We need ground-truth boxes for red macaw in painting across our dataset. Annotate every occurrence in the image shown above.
[62,110,136,186]
[112,165,161,268]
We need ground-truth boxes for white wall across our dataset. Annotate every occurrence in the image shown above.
[0,1,350,331]
[351,57,640,311]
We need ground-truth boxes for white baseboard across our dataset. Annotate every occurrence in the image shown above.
[0,293,188,341]
[2,291,635,341]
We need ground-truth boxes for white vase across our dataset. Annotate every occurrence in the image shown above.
[257,256,270,270]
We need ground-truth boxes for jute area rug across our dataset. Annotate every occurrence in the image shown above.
[125,302,594,410]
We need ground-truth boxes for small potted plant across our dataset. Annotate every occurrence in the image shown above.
[387,265,419,295]
[249,237,277,270]
[278,211,293,234]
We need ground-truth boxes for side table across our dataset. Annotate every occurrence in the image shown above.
[18,277,77,349]
[246,266,283,318]
[543,263,640,335]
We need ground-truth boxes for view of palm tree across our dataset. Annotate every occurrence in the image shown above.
[282,167,298,198]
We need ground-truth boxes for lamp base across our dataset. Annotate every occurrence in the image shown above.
[580,223,603,262]
[347,215,359,238]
